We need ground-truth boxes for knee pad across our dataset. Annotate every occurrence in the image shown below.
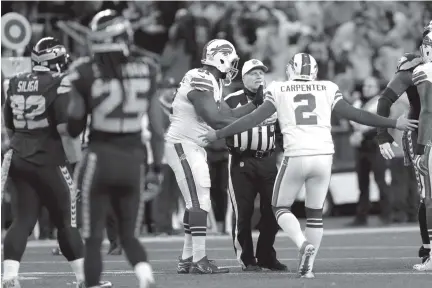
[272,206,291,222]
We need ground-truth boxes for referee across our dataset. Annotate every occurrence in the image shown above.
[224,59,286,272]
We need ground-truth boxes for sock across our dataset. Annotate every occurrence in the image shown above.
[182,210,193,260]
[3,260,20,280]
[189,208,207,262]
[304,208,324,270]
[274,207,306,249]
[134,262,155,285]
[69,258,85,282]
[418,201,431,247]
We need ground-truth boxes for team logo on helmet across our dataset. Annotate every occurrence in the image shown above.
[210,44,233,57]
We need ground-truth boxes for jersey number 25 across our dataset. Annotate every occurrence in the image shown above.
[91,78,150,133]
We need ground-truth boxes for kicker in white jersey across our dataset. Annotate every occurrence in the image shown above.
[265,80,343,157]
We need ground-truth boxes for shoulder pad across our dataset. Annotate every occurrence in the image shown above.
[397,53,422,72]
[412,63,432,86]
[186,69,214,92]
[68,56,90,72]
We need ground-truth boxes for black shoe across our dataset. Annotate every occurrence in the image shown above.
[419,246,431,263]
[107,242,122,255]
[242,264,262,272]
[190,256,230,274]
[346,218,367,227]
[257,259,288,271]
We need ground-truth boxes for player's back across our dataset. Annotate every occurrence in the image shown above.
[5,70,68,165]
[166,68,222,147]
[72,55,158,150]
[267,80,342,157]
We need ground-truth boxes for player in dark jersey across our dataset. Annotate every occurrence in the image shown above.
[67,10,163,288]
[376,24,432,270]
[1,37,112,288]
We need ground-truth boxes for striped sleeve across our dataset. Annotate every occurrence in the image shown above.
[190,77,214,92]
[332,89,343,110]
[412,70,428,86]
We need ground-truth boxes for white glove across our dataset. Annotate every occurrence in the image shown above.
[379,142,399,160]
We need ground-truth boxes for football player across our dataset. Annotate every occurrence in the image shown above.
[376,22,432,269]
[410,30,432,271]
[165,39,263,274]
[201,53,418,278]
[2,38,112,288]
[66,10,162,288]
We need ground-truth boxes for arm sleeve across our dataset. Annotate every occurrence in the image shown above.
[333,99,397,128]
[216,101,277,139]
[376,71,412,141]
[52,93,70,125]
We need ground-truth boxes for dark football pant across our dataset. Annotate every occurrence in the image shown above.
[228,153,279,267]
[77,144,148,287]
[3,153,83,262]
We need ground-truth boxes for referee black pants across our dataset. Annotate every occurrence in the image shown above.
[228,153,279,267]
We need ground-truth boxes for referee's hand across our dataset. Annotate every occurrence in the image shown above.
[253,85,264,107]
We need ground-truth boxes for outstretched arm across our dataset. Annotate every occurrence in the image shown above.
[376,70,412,143]
[215,101,276,139]
[334,99,397,128]
[188,90,237,129]
[219,99,257,118]
[148,91,165,169]
[416,81,432,154]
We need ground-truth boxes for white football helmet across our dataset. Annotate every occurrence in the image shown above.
[286,53,318,81]
[420,31,432,63]
[201,39,239,86]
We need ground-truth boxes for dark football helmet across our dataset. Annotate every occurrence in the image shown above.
[31,37,70,72]
[88,9,133,57]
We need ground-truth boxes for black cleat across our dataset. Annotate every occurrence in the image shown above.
[190,256,229,274]
[242,264,262,272]
[257,260,288,271]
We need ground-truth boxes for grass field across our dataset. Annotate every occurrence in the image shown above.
[5,218,432,288]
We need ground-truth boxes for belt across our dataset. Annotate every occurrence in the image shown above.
[229,148,274,159]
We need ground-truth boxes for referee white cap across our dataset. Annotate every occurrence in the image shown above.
[242,59,268,77]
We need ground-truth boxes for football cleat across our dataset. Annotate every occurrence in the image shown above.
[300,271,315,279]
[177,256,192,274]
[107,242,122,255]
[2,278,21,288]
[297,241,315,277]
[418,245,431,263]
[413,256,432,271]
[76,280,113,288]
[189,256,229,274]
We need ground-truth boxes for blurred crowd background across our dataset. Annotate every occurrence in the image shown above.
[2,1,432,238]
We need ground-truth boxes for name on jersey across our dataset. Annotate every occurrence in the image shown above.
[280,84,326,92]
[17,80,38,93]
[121,63,149,78]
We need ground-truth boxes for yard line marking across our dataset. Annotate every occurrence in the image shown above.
[17,270,432,277]
[18,226,418,248]
[20,256,419,265]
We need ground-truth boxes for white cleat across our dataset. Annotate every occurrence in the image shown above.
[297,241,316,277]
[2,277,21,288]
[413,256,432,271]
[300,271,315,279]
[76,280,113,288]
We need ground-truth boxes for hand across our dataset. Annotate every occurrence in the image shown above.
[395,114,418,131]
[200,130,218,146]
[379,142,399,160]
[414,154,429,176]
[144,170,163,201]
[253,85,264,107]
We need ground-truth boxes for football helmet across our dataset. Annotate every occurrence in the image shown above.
[286,53,318,81]
[201,39,239,86]
[31,37,70,73]
[88,9,133,56]
[420,31,432,63]
[423,20,432,37]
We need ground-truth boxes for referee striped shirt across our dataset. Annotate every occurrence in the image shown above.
[224,89,277,152]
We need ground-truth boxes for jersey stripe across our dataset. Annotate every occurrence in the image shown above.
[191,77,213,85]
[412,71,428,85]
[190,82,214,92]
[300,53,311,76]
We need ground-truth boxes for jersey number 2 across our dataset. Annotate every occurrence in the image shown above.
[10,95,49,129]
[294,93,317,125]
[92,78,149,133]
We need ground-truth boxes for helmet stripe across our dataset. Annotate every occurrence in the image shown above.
[300,53,311,76]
